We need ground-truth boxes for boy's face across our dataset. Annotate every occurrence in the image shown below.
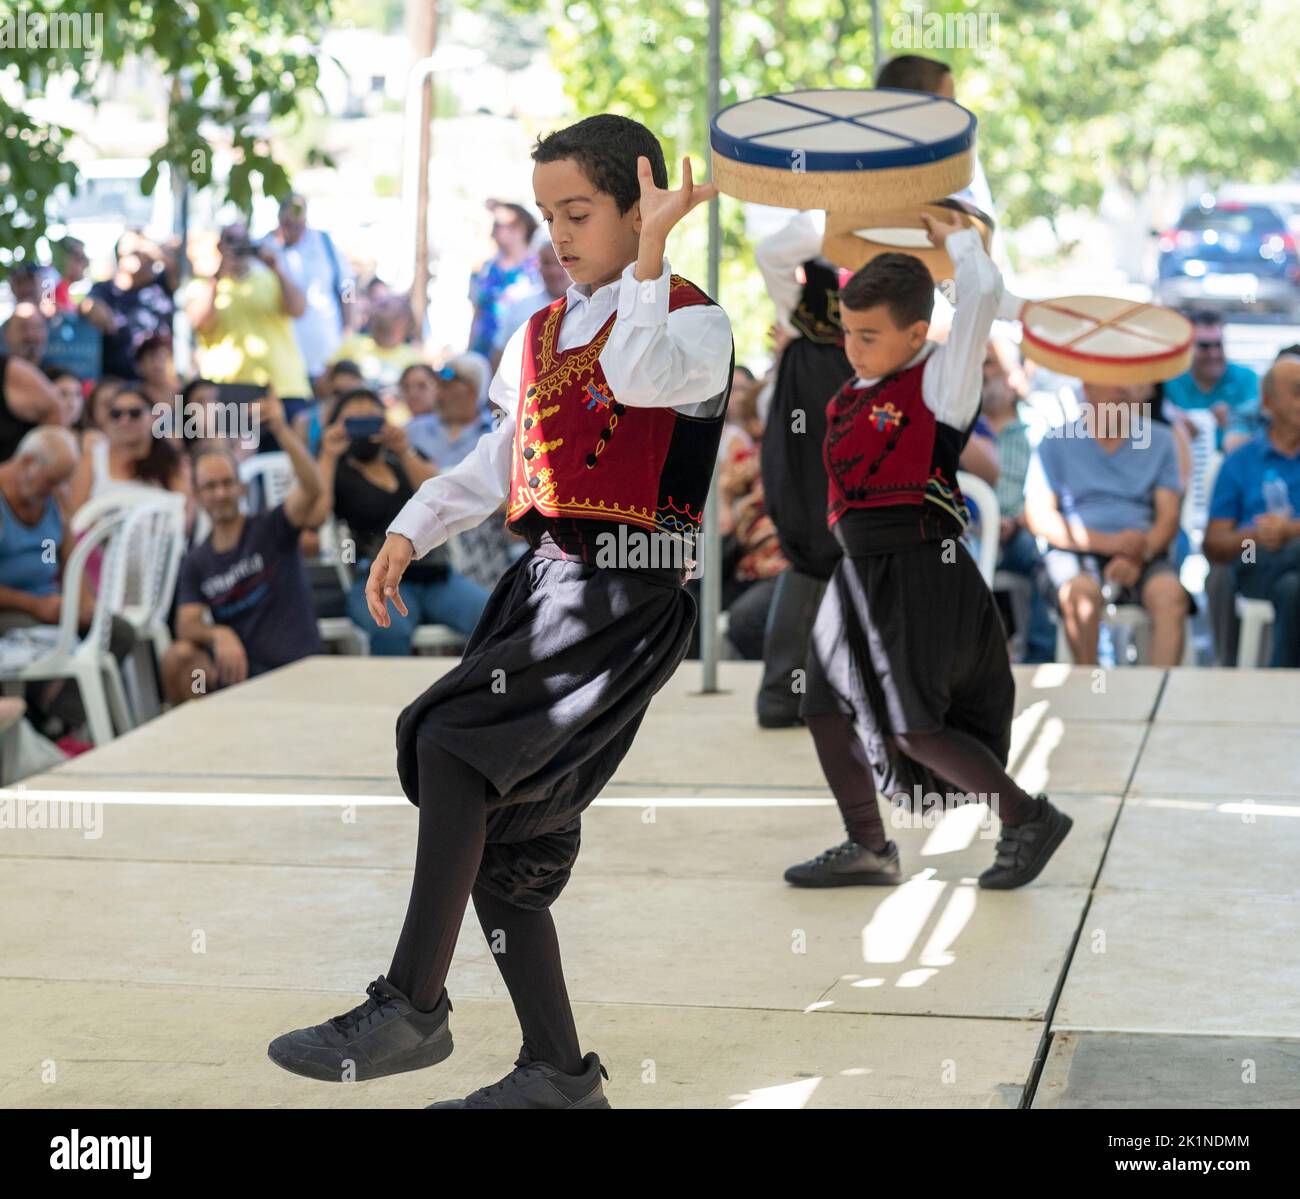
[841,303,929,380]
[533,157,641,290]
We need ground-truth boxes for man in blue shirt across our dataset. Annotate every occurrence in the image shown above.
[1205,349,1300,666]
[1163,311,1259,452]
[1025,383,1189,665]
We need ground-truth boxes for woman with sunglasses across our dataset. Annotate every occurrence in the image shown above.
[67,385,195,592]
[68,385,191,513]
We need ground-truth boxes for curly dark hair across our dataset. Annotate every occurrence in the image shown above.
[840,253,936,328]
[532,114,667,214]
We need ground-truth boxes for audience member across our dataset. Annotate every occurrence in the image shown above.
[162,394,324,703]
[1204,349,1300,666]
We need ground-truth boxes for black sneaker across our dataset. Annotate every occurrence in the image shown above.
[978,796,1073,890]
[427,1051,611,1109]
[267,975,453,1082]
[784,839,902,887]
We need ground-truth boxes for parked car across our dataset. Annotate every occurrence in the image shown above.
[1155,199,1300,316]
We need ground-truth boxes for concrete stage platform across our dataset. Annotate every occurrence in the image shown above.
[2,659,1296,1109]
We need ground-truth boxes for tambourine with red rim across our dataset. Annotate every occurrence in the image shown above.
[1016,296,1193,385]
[711,88,976,210]
[821,198,994,282]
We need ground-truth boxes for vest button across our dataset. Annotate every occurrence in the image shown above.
[523,418,533,430]
[528,475,540,488]
[885,440,896,450]
[523,447,534,459]
[600,428,611,441]
[868,463,879,474]
[612,402,625,415]
[585,453,598,467]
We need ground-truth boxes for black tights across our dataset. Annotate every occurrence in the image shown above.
[386,740,582,1075]
[806,714,1037,845]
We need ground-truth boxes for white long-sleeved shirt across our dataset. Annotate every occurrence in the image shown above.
[753,210,827,337]
[387,256,734,558]
[847,227,1022,431]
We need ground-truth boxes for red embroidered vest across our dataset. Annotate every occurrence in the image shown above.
[506,275,726,541]
[823,358,969,529]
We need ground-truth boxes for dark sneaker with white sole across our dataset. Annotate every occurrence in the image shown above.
[267,975,453,1082]
[978,796,1073,890]
[427,1051,611,1109]
[784,839,902,887]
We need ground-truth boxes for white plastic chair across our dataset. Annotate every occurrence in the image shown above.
[315,515,369,656]
[956,471,1000,588]
[0,509,135,746]
[1235,596,1276,668]
[71,491,187,721]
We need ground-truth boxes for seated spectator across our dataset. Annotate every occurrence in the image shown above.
[331,295,425,395]
[1025,382,1189,665]
[68,384,190,511]
[391,362,438,430]
[293,359,364,456]
[44,368,85,432]
[183,222,312,429]
[1164,311,1259,453]
[310,388,488,654]
[0,427,134,745]
[135,334,180,414]
[981,339,1054,662]
[0,350,67,459]
[1204,350,1300,667]
[88,231,177,380]
[1,302,49,365]
[718,365,759,464]
[162,395,323,703]
[687,438,785,660]
[85,377,126,433]
[959,412,1001,487]
[178,377,255,466]
[406,356,493,468]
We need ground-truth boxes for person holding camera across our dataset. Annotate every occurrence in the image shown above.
[183,222,312,429]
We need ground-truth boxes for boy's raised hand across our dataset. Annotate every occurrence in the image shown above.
[920,208,966,248]
[637,155,717,240]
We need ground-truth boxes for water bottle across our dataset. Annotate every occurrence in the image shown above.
[1262,471,1293,517]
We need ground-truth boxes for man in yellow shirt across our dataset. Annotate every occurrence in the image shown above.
[184,222,311,408]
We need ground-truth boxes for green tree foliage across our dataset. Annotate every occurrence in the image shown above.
[0,0,336,263]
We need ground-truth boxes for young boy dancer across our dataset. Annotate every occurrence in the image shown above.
[268,115,733,1108]
[784,210,1072,890]
[753,210,853,728]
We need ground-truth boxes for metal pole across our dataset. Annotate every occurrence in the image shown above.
[409,2,439,331]
[700,0,723,692]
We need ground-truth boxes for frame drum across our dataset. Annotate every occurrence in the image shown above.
[711,88,976,210]
[1018,296,1194,384]
[821,198,994,281]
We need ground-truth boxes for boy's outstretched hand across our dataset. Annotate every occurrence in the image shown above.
[920,208,967,248]
[365,533,414,628]
[634,155,716,281]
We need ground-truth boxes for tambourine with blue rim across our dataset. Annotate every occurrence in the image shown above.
[711,87,976,210]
